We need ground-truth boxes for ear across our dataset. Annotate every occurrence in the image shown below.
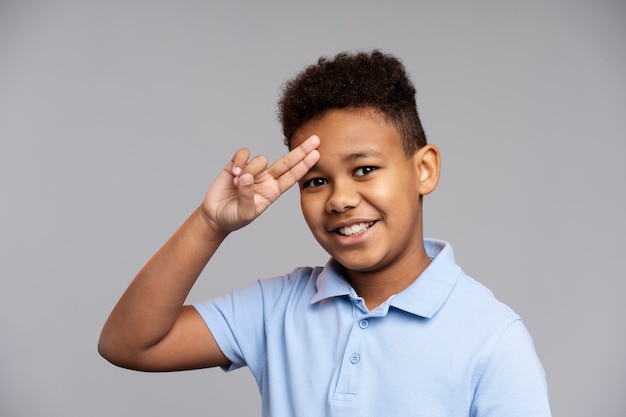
[412,144,441,196]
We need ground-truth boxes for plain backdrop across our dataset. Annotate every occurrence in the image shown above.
[1,1,625,416]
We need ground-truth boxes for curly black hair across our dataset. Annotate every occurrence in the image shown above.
[278,50,427,155]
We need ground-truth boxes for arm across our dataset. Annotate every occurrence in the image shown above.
[98,136,320,371]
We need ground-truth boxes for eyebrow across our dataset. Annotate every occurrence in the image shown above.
[304,148,384,176]
[341,149,384,162]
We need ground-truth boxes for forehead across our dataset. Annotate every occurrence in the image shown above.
[290,108,404,156]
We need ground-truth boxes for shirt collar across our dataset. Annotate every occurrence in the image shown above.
[310,259,353,304]
[389,239,461,317]
[310,238,461,318]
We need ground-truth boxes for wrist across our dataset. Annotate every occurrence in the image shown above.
[195,206,230,241]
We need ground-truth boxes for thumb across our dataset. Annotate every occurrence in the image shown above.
[236,173,257,222]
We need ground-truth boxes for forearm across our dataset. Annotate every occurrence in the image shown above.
[98,206,227,363]
[99,138,320,369]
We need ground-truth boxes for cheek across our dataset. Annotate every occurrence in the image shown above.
[300,194,320,227]
[366,176,419,215]
[363,182,396,207]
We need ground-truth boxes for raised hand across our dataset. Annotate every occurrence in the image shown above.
[99,137,320,372]
[201,135,320,234]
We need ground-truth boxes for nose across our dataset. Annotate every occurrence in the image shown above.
[325,180,360,213]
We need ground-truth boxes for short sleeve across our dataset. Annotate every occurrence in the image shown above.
[193,280,269,376]
[471,319,552,417]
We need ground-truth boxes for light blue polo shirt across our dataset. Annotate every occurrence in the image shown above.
[194,239,551,417]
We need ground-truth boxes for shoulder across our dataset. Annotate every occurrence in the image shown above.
[421,239,520,330]
[453,273,518,319]
[257,265,322,298]
[191,265,325,371]
[436,271,522,354]
[214,264,322,298]
[200,265,324,317]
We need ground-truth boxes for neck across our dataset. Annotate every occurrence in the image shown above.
[345,246,431,311]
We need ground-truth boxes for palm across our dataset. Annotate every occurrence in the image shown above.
[202,136,320,234]
[206,168,282,231]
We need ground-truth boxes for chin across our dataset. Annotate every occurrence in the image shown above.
[331,255,385,273]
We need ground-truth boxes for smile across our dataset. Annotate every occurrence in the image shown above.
[336,222,376,236]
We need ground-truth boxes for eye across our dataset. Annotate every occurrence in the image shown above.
[354,166,376,177]
[302,177,328,188]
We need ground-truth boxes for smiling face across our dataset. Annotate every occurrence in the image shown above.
[291,108,439,286]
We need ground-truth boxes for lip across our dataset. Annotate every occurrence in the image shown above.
[327,219,378,246]
[328,218,377,233]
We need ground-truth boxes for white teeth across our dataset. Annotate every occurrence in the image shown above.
[338,222,373,236]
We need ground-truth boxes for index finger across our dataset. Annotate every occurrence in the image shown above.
[268,135,320,191]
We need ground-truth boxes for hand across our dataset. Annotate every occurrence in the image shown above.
[200,135,320,234]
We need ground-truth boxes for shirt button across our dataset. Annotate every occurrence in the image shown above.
[350,353,360,364]
[359,320,369,329]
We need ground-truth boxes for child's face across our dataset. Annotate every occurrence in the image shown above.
[291,108,431,276]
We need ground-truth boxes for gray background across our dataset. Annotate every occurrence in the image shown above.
[1,0,624,416]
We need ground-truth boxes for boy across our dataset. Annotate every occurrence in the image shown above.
[99,50,551,416]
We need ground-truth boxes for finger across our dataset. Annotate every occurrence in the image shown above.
[234,172,257,224]
[275,148,320,193]
[240,155,269,178]
[268,135,320,179]
[229,148,251,176]
[227,148,251,186]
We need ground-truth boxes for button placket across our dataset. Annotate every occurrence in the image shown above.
[332,309,369,402]
[351,318,368,366]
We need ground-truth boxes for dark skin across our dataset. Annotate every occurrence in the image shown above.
[292,108,440,309]
[99,108,441,371]
[98,136,320,371]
